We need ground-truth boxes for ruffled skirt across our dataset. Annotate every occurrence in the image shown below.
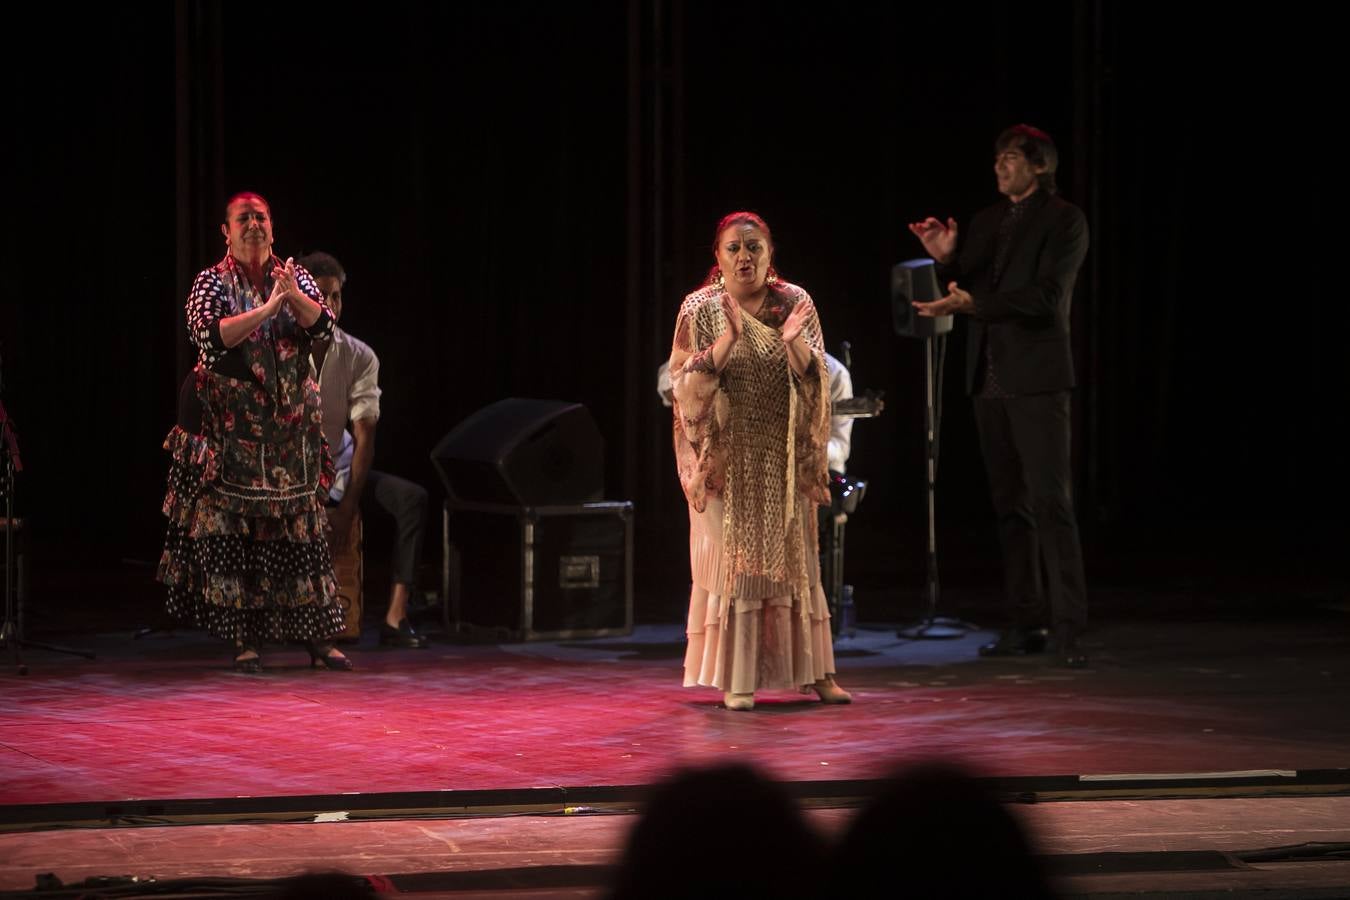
[683,497,836,694]
[157,415,342,646]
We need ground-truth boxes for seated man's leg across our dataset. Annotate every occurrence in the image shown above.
[362,469,429,644]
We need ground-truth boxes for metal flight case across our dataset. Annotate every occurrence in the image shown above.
[441,500,634,642]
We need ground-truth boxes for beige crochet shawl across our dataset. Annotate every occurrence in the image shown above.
[670,281,831,600]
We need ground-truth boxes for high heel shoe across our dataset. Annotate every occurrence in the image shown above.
[306,641,354,671]
[379,618,428,649]
[233,643,262,674]
[805,674,852,704]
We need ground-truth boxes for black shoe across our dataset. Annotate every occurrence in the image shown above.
[978,627,1049,657]
[1056,649,1089,669]
[379,619,428,649]
[306,641,355,671]
[1052,628,1089,669]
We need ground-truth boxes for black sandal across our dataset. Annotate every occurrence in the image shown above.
[233,643,262,674]
[306,641,354,671]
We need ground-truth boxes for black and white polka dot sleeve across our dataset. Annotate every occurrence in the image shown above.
[294,265,335,340]
[185,269,232,368]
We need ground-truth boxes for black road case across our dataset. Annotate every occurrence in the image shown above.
[441,500,634,641]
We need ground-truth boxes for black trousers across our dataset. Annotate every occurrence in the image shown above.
[356,470,428,588]
[972,391,1087,636]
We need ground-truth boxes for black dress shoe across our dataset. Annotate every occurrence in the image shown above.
[379,619,428,649]
[1056,649,1089,669]
[1052,628,1089,668]
[978,627,1049,657]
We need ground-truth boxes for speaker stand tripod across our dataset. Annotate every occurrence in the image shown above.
[897,332,977,640]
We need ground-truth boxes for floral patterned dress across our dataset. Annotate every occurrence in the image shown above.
[157,254,344,645]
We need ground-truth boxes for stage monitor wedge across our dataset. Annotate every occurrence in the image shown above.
[892,258,954,339]
[431,398,604,507]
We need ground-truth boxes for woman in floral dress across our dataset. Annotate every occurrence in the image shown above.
[158,192,351,672]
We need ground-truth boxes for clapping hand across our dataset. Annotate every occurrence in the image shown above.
[720,292,743,340]
[908,216,959,263]
[913,281,974,317]
[270,257,305,308]
[781,296,814,344]
[264,273,289,317]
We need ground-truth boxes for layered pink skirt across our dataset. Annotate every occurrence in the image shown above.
[683,497,836,694]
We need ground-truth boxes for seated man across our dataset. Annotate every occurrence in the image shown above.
[299,252,428,648]
[824,352,854,475]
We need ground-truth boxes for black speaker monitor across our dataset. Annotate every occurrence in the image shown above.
[892,258,954,339]
[431,398,604,507]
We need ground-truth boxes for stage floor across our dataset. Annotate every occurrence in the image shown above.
[3,614,1349,895]
[4,799,1350,897]
[4,619,1349,801]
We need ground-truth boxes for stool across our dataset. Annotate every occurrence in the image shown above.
[331,514,364,640]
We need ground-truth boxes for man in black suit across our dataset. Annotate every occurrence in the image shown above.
[909,124,1089,667]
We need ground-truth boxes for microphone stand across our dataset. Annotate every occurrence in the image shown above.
[890,259,978,640]
[897,332,973,639]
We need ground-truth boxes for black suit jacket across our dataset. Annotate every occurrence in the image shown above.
[938,190,1089,396]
